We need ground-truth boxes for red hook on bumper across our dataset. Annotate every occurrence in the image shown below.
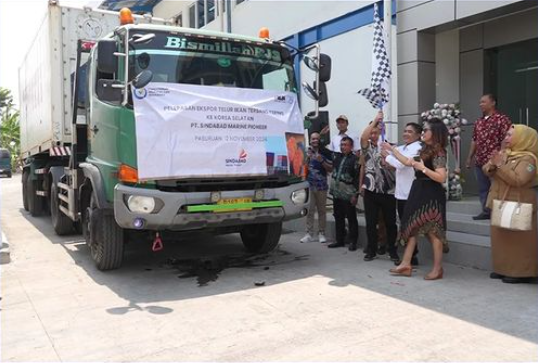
[152,232,163,252]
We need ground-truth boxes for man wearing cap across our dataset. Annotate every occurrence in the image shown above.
[321,115,360,155]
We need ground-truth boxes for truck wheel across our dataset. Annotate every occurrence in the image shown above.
[84,195,124,270]
[27,176,43,217]
[22,170,29,211]
[50,183,74,235]
[240,222,283,253]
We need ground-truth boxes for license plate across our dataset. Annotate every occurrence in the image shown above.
[216,197,252,212]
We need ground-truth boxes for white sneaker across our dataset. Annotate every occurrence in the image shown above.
[300,233,314,243]
[318,233,327,243]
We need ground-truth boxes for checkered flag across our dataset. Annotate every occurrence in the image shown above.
[358,3,392,109]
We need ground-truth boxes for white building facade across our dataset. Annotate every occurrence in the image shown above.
[397,0,538,193]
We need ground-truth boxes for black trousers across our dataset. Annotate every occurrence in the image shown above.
[364,190,397,255]
[334,198,358,245]
[397,199,418,257]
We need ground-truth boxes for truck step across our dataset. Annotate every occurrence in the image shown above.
[58,194,69,204]
[57,182,71,191]
[36,190,48,197]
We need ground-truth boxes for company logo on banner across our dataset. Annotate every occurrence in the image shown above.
[131,83,305,181]
[225,149,248,167]
[133,88,148,100]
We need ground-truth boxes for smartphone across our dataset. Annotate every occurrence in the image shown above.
[413,155,421,162]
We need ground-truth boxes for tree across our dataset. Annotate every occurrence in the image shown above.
[0,88,20,170]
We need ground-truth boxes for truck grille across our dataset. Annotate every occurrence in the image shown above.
[155,176,294,193]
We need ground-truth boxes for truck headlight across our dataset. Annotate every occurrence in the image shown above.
[127,195,156,214]
[291,189,308,205]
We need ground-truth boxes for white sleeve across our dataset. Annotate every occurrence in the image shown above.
[385,154,406,169]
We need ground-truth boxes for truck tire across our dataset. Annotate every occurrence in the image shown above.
[240,222,283,253]
[22,170,29,211]
[27,176,44,217]
[84,195,124,270]
[50,183,74,235]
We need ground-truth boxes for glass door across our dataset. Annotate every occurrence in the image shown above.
[485,38,538,131]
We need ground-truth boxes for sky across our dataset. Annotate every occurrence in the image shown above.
[0,0,101,106]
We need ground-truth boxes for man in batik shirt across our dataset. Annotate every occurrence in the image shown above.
[327,137,360,250]
[466,94,512,220]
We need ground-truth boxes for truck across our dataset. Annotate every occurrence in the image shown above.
[0,148,12,178]
[20,1,330,270]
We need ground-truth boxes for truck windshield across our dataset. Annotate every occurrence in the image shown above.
[128,32,296,93]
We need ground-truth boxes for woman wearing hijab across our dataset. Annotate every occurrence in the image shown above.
[483,125,538,283]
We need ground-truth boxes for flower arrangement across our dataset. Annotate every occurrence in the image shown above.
[421,103,467,201]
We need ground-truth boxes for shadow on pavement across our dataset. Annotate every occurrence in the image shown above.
[15,205,538,344]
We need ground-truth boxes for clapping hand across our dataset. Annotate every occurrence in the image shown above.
[491,150,506,167]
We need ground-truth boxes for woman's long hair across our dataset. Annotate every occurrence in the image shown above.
[420,118,448,160]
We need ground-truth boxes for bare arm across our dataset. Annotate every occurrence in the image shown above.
[466,140,476,169]
[361,111,383,149]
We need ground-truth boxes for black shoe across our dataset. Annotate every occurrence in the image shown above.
[389,252,400,262]
[490,272,504,280]
[363,253,377,261]
[473,213,491,221]
[328,242,345,248]
[348,243,357,251]
[377,245,387,255]
[411,256,419,266]
[502,276,531,284]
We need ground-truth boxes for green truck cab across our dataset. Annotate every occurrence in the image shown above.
[21,6,330,270]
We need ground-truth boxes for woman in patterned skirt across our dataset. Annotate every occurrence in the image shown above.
[382,118,449,280]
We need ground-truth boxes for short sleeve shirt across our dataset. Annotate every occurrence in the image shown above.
[361,141,396,194]
[472,112,512,166]
[306,149,332,191]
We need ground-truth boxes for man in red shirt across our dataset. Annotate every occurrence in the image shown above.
[465,94,512,220]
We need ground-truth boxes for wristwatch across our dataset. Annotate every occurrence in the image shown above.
[422,168,427,174]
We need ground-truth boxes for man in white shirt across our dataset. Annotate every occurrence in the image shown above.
[382,122,423,265]
[321,115,360,155]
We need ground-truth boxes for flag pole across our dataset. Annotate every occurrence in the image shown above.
[383,0,392,142]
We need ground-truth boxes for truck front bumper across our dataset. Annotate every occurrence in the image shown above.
[113,182,309,231]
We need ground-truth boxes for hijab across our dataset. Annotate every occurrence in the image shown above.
[506,125,538,185]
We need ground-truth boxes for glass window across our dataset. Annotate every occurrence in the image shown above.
[128,32,297,93]
[236,0,245,4]
[197,0,205,28]
[188,5,195,28]
[207,0,215,23]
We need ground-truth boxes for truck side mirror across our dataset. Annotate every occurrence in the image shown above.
[302,53,331,82]
[317,81,328,107]
[96,79,122,103]
[97,39,117,75]
[319,54,332,82]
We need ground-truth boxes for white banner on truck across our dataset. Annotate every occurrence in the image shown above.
[132,83,305,181]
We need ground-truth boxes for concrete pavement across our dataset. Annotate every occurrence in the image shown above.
[1,175,537,362]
